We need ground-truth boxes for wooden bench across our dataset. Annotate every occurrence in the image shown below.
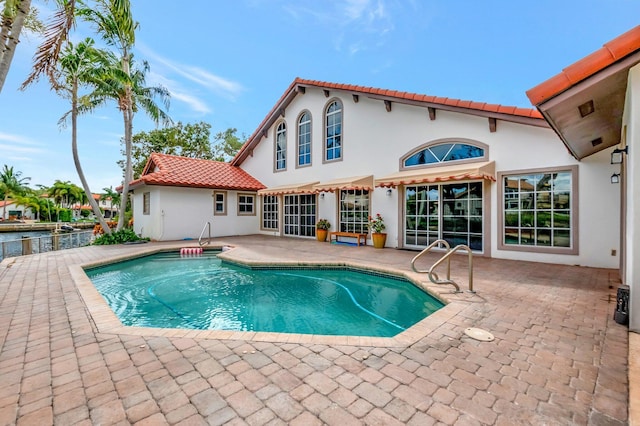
[329,231,367,246]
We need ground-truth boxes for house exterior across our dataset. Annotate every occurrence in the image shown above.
[130,26,640,329]
[230,78,617,268]
[130,153,265,241]
[527,25,640,331]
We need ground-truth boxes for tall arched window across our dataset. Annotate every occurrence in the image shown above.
[275,122,287,171]
[298,112,311,167]
[325,100,342,161]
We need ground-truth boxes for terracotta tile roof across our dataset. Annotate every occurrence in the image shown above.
[130,153,265,191]
[232,78,544,166]
[526,25,640,105]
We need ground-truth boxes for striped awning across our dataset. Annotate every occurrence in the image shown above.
[375,161,496,188]
[258,181,319,196]
[312,175,374,193]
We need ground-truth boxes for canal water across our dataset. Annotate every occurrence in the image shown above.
[0,230,94,261]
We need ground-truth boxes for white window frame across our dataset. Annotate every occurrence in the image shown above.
[339,189,369,233]
[261,195,279,231]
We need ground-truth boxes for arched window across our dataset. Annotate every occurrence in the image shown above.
[275,121,286,171]
[325,100,342,161]
[403,141,485,168]
[297,112,311,167]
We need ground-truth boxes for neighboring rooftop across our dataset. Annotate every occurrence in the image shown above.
[130,153,265,191]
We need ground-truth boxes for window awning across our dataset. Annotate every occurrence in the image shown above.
[375,161,496,188]
[258,181,319,196]
[312,175,374,193]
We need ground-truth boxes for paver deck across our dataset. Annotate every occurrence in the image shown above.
[0,235,633,425]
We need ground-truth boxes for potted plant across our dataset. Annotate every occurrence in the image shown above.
[368,213,386,248]
[316,218,331,242]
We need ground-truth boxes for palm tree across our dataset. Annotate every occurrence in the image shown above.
[12,193,40,220]
[101,186,120,219]
[51,39,113,233]
[1,0,33,92]
[80,0,171,231]
[19,0,78,91]
[49,180,80,208]
[0,164,30,220]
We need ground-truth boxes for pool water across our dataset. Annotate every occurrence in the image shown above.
[85,252,444,337]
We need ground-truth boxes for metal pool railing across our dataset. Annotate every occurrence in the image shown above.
[0,230,95,261]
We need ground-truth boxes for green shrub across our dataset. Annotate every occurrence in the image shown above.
[93,229,149,245]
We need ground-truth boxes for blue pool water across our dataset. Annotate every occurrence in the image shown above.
[85,252,444,337]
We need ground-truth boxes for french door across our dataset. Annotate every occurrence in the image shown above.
[404,181,483,251]
[283,194,316,237]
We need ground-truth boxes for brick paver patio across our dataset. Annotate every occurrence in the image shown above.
[0,235,630,425]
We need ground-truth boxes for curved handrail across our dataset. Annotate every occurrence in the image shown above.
[427,244,474,293]
[411,239,451,274]
[410,240,474,293]
[198,222,211,246]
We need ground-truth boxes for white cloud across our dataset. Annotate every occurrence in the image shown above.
[137,43,244,101]
[281,0,395,56]
[146,70,212,115]
[0,132,42,145]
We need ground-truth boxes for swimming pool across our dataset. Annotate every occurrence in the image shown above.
[85,251,444,337]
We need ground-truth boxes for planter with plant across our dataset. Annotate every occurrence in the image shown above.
[316,218,331,242]
[368,213,386,248]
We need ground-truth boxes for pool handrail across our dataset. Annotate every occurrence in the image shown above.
[410,239,474,293]
[198,221,211,246]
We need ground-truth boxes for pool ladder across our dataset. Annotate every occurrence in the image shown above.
[198,221,211,247]
[410,239,474,293]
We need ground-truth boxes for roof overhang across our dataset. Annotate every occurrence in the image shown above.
[526,26,640,160]
[375,161,495,188]
[531,52,640,160]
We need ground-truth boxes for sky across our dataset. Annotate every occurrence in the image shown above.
[1,0,639,192]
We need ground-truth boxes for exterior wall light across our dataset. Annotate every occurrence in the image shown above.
[611,173,621,184]
[386,188,392,196]
[611,146,629,164]
[320,193,325,199]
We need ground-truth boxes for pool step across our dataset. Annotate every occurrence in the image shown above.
[180,247,203,256]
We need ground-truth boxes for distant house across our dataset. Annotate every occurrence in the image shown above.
[130,153,265,241]
[0,200,33,220]
[71,194,119,220]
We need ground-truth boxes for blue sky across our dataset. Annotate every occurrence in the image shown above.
[1,0,639,192]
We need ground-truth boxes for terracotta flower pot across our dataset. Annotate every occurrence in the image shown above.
[372,233,386,249]
[316,229,328,242]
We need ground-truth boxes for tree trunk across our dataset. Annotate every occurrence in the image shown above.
[70,79,112,235]
[117,52,133,231]
[2,194,8,220]
[0,0,31,93]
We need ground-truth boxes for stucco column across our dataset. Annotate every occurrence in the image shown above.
[626,65,640,332]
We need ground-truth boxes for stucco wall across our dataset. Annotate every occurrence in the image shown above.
[131,186,260,241]
[241,85,619,268]
[624,64,640,332]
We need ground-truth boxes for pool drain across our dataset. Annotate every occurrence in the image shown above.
[464,327,494,342]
